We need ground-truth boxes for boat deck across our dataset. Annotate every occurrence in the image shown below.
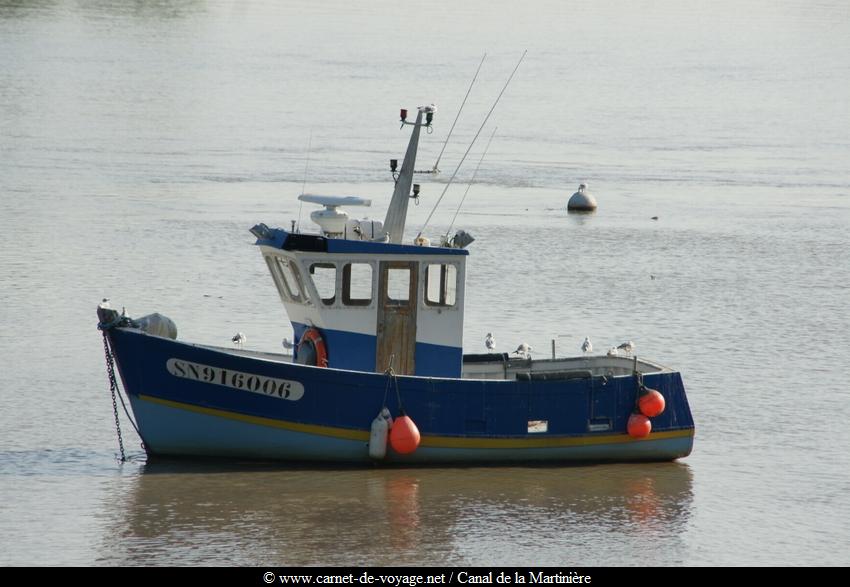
[460,353,669,380]
[193,341,668,381]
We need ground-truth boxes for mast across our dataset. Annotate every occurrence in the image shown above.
[383,105,434,244]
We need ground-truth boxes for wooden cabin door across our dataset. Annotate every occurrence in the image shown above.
[376,261,418,375]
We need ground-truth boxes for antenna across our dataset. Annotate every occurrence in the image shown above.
[445,126,497,239]
[432,53,487,174]
[417,50,527,240]
[296,129,313,233]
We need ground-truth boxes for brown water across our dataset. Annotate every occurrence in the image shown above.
[1,0,849,566]
[92,463,693,566]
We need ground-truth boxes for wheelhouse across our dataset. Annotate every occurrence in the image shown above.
[255,228,468,377]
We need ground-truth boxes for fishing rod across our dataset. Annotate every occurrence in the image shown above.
[417,50,526,240]
[295,128,313,233]
[444,126,498,240]
[431,53,487,174]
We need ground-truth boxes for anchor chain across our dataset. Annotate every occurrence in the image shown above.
[102,332,126,462]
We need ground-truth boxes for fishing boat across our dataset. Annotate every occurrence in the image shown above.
[97,104,695,464]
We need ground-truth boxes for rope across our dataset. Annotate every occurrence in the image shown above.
[382,358,405,414]
[393,373,404,414]
[97,309,137,332]
[382,367,393,408]
[633,356,647,409]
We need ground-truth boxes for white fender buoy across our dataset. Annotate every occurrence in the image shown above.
[568,183,598,212]
[382,407,393,429]
[368,408,393,459]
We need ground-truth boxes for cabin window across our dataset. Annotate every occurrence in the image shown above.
[425,263,457,307]
[274,257,307,303]
[309,263,336,306]
[342,263,372,306]
[264,256,289,300]
[386,267,411,304]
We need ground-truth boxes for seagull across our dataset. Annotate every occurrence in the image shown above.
[651,216,659,220]
[607,347,619,357]
[513,343,532,358]
[617,340,635,354]
[485,332,496,351]
[232,332,246,349]
[581,336,592,354]
[282,337,295,351]
[98,298,111,310]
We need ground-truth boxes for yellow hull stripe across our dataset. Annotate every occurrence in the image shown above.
[140,394,694,449]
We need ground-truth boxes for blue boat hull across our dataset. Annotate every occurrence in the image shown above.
[108,328,695,464]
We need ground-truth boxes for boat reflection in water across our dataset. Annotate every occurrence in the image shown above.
[98,462,694,565]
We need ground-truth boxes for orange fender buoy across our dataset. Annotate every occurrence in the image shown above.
[638,387,666,418]
[627,413,652,439]
[389,414,420,454]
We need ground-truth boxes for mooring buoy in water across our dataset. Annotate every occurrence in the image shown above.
[567,183,598,212]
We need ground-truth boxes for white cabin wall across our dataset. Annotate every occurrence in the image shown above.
[415,261,466,349]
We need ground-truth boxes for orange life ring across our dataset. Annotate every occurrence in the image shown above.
[297,327,328,367]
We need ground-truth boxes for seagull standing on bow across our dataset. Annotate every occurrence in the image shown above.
[232,332,246,349]
[485,332,496,351]
[513,342,532,359]
[581,336,592,354]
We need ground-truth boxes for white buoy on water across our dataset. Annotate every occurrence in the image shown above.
[568,183,597,212]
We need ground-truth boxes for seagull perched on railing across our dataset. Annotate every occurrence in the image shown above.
[581,337,592,354]
[513,343,532,358]
[616,340,635,355]
[485,332,496,351]
[232,332,246,349]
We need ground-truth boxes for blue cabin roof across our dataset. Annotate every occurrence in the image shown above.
[253,227,469,257]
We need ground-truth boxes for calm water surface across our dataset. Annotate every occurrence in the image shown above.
[1,0,849,566]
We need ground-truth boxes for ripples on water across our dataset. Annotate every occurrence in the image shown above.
[1,0,849,566]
